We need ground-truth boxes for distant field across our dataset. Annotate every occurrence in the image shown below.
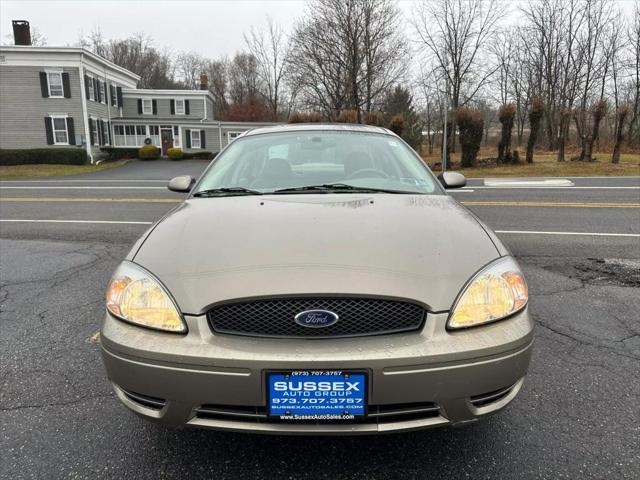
[423,149,640,177]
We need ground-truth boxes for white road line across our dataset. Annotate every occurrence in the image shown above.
[0,186,166,190]
[450,189,475,193]
[0,219,153,225]
[0,179,167,183]
[468,186,640,190]
[495,230,640,238]
[469,175,640,180]
[484,178,574,187]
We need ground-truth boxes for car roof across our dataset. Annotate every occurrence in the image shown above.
[241,123,395,138]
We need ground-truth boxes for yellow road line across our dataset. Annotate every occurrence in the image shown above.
[0,197,179,203]
[461,201,640,208]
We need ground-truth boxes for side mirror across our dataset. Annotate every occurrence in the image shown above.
[167,175,195,192]
[438,171,467,189]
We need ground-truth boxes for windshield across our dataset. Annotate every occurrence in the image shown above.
[193,130,442,195]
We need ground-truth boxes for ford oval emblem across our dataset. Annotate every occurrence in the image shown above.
[294,310,339,328]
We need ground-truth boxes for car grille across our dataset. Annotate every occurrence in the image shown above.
[207,297,427,338]
[193,401,441,425]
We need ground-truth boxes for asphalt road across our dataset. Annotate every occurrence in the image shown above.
[1,160,639,479]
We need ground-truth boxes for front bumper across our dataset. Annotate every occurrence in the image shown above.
[100,308,534,434]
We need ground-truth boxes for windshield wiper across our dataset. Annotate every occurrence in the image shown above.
[192,187,263,197]
[272,183,417,194]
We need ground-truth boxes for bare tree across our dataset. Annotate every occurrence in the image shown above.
[79,30,178,89]
[175,51,206,90]
[289,0,407,120]
[245,17,291,120]
[412,0,504,111]
[626,3,640,144]
[204,59,230,118]
[412,0,504,156]
[228,53,261,105]
[572,0,616,162]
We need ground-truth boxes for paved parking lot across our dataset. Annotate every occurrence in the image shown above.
[1,160,639,479]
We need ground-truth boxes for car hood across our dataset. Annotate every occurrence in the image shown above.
[133,194,500,314]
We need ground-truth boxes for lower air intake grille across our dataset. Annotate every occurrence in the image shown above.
[207,297,426,338]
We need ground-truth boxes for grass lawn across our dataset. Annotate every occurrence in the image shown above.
[423,150,640,177]
[0,160,127,180]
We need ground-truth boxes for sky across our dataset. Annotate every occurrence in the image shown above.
[1,0,310,57]
[1,0,636,60]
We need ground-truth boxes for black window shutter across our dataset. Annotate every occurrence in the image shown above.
[170,99,175,114]
[137,99,143,114]
[39,72,49,97]
[152,99,157,114]
[201,130,206,149]
[62,73,71,98]
[44,117,54,144]
[185,129,191,148]
[97,120,103,145]
[89,119,95,146]
[66,117,76,145]
[108,121,112,145]
[110,85,116,106]
[98,81,103,102]
[185,100,190,115]
[84,75,90,100]
[93,78,98,101]
[117,87,123,107]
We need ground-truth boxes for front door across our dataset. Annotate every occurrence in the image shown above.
[161,128,173,155]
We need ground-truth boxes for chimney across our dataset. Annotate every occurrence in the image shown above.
[200,74,209,91]
[12,20,31,46]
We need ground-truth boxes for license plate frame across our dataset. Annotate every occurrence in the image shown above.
[266,370,368,421]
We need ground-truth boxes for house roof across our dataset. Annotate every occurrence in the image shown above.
[121,88,216,102]
[0,45,141,83]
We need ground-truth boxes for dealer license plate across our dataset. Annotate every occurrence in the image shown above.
[267,370,367,420]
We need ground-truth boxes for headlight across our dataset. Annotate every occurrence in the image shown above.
[448,257,528,329]
[105,261,186,333]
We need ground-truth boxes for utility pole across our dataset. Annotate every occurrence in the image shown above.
[442,99,448,172]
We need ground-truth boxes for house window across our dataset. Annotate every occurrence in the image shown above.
[90,118,99,145]
[191,130,201,149]
[142,99,153,114]
[99,82,106,104]
[102,120,110,145]
[113,125,125,146]
[87,77,95,101]
[228,132,242,144]
[47,72,64,97]
[175,100,185,115]
[51,116,68,144]
[173,126,180,147]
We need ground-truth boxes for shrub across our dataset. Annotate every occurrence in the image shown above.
[99,147,139,161]
[388,114,405,136]
[526,97,544,163]
[182,151,216,160]
[138,144,160,160]
[167,147,183,160]
[497,102,516,163]
[364,111,384,126]
[0,148,87,166]
[337,110,359,123]
[456,107,484,168]
[288,112,324,123]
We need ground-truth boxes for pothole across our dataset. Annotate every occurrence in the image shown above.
[544,258,640,287]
